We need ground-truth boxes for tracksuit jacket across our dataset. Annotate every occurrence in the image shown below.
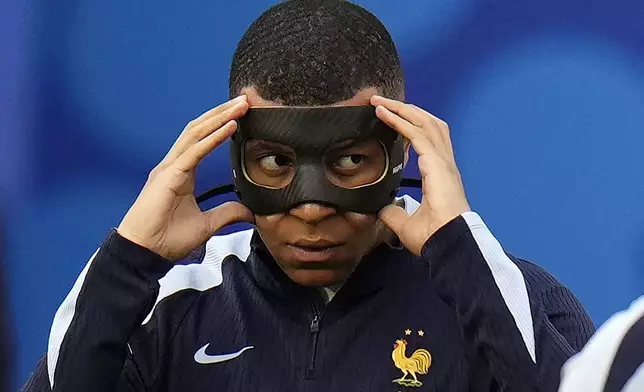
[22,195,595,392]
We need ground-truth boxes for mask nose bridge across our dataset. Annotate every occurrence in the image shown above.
[290,160,331,201]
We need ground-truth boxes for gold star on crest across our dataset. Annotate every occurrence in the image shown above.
[404,329,412,335]
[418,330,425,337]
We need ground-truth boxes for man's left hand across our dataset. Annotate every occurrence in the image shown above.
[371,95,471,256]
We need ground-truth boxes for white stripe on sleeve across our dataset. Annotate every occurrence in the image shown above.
[47,248,100,388]
[141,229,253,325]
[462,211,537,363]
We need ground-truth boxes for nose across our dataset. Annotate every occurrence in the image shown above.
[289,203,337,224]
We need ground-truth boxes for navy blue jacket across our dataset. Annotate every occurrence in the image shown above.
[23,200,595,392]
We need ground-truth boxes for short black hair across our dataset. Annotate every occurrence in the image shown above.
[229,0,405,106]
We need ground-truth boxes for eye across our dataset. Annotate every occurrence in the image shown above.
[334,154,365,170]
[258,154,291,171]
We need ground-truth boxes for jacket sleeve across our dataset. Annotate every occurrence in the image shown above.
[420,211,595,391]
[21,353,145,392]
[26,229,174,392]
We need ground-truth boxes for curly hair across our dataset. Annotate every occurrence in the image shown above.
[229,0,405,106]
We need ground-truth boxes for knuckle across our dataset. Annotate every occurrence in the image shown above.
[147,166,161,180]
[435,117,449,129]
[148,162,172,181]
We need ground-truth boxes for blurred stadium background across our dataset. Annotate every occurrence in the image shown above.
[2,0,644,388]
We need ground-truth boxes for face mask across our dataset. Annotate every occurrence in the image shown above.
[196,106,421,215]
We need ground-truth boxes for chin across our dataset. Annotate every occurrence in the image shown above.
[286,268,352,287]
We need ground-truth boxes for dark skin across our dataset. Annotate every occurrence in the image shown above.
[242,87,409,287]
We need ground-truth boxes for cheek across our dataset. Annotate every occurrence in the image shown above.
[254,214,285,240]
[343,213,381,241]
[344,212,378,228]
[341,214,384,259]
[255,213,284,227]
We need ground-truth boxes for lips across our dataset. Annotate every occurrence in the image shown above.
[291,239,340,249]
[287,239,343,263]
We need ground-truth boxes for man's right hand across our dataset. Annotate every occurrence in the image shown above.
[117,95,254,261]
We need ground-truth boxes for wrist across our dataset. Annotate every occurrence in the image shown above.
[116,226,163,258]
[105,229,175,277]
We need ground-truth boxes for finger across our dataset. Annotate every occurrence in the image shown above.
[417,154,434,179]
[189,101,248,143]
[171,100,248,159]
[372,95,452,157]
[173,120,238,172]
[164,96,248,163]
[425,114,453,159]
[377,204,409,238]
[375,105,436,157]
[192,95,247,127]
[203,201,255,236]
[371,95,429,128]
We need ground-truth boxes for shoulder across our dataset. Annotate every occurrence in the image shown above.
[508,255,564,290]
[507,254,584,308]
[508,254,595,347]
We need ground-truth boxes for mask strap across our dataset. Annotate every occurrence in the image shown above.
[400,178,422,189]
[195,184,236,204]
[195,178,422,206]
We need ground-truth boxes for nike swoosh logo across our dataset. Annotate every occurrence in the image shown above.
[194,343,254,365]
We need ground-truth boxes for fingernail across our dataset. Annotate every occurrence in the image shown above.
[233,95,246,102]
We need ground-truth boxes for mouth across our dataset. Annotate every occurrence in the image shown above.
[287,239,343,263]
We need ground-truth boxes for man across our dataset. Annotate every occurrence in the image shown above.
[558,297,644,392]
[23,1,595,391]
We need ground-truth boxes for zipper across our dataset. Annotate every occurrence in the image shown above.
[305,302,323,380]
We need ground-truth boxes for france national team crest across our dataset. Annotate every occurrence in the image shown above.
[391,329,432,388]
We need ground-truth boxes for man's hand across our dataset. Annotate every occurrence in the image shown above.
[371,95,471,256]
[117,95,254,261]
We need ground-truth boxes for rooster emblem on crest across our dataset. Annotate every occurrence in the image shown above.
[391,338,432,387]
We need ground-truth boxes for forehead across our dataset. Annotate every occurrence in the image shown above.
[241,86,379,108]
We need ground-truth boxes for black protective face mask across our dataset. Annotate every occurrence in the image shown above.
[196,106,421,215]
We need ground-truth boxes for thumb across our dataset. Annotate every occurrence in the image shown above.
[378,204,409,238]
[203,201,255,236]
